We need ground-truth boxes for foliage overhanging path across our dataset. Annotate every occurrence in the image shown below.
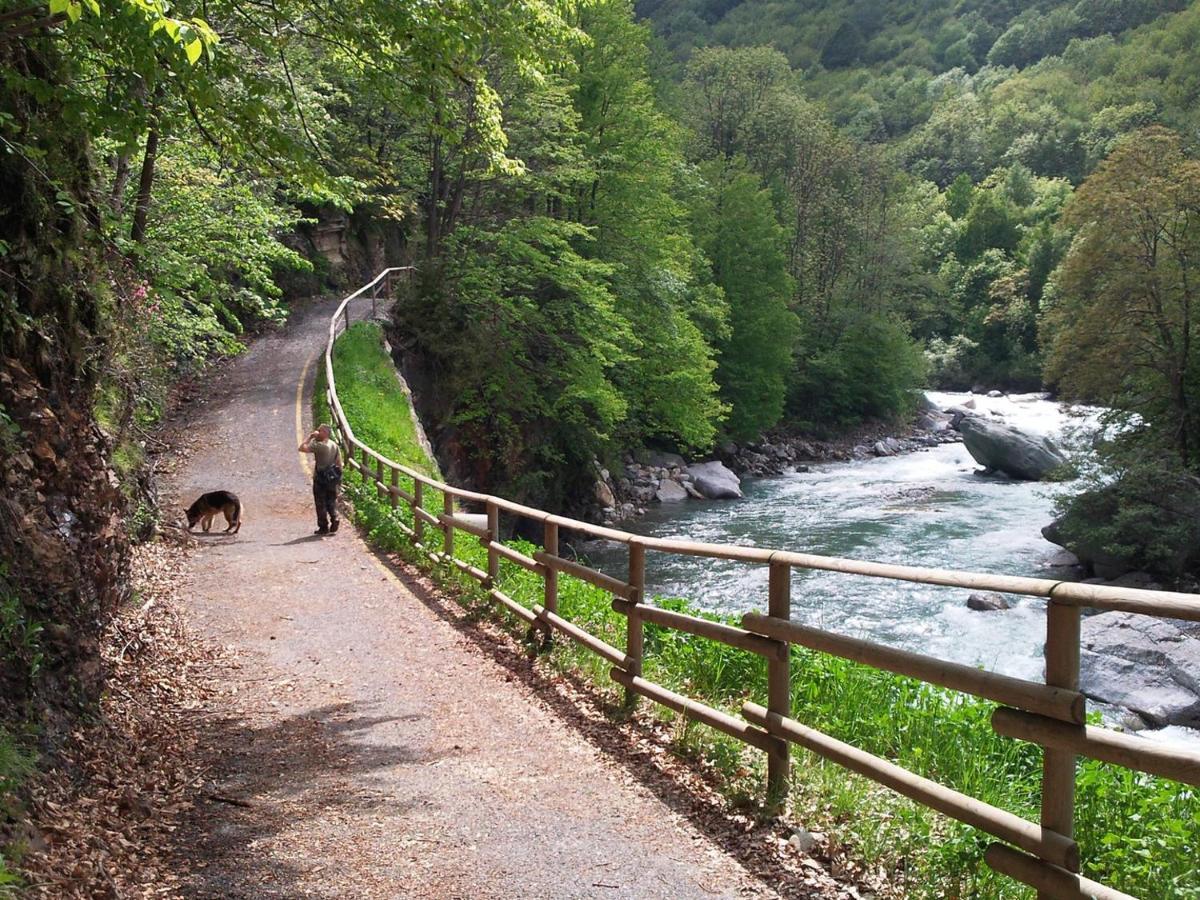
[168,296,778,899]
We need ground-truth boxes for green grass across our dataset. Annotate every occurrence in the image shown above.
[322,323,1199,898]
[318,323,439,477]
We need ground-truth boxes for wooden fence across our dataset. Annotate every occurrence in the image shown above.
[324,268,1200,900]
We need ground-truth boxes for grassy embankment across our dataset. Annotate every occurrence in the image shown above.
[318,321,1198,899]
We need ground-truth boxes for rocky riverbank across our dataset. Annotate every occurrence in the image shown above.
[595,404,964,524]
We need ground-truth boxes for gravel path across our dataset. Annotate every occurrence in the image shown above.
[165,297,825,899]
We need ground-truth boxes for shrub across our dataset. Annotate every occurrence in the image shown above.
[790,315,928,425]
[1053,452,1200,580]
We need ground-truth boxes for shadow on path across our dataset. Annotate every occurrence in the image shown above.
[362,547,840,900]
[173,700,454,899]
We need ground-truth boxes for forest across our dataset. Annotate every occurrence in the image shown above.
[5,0,1200,514]
[3,0,1200,889]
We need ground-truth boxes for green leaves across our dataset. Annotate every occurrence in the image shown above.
[50,0,217,65]
[48,0,83,24]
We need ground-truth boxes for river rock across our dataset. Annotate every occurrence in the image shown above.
[687,461,742,499]
[1042,517,1133,580]
[655,479,688,503]
[594,479,616,509]
[987,389,1004,398]
[640,449,686,469]
[1041,548,1081,571]
[1079,612,1200,727]
[944,406,975,427]
[1107,571,1164,592]
[967,591,1010,611]
[956,415,1066,480]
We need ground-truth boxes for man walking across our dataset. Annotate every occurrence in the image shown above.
[299,423,342,534]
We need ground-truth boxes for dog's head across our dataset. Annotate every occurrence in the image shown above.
[185,499,204,530]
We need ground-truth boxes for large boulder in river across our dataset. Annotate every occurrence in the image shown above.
[1079,612,1200,728]
[955,414,1066,480]
[687,461,743,499]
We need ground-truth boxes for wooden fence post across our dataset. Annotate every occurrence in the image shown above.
[767,560,792,805]
[624,541,646,708]
[543,520,559,642]
[442,491,454,559]
[371,280,378,319]
[343,304,351,333]
[1040,597,1081,891]
[486,500,499,587]
[376,458,384,497]
[413,481,424,545]
[389,465,398,510]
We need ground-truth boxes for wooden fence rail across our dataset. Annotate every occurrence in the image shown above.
[323,268,1200,900]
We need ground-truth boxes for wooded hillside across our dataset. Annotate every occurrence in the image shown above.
[5,0,1200,829]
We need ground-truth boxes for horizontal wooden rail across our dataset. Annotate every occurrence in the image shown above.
[413,506,439,528]
[1047,580,1200,620]
[614,670,782,755]
[614,600,787,662]
[533,550,637,600]
[491,588,538,626]
[742,702,1079,871]
[448,557,488,584]
[984,844,1135,900]
[389,483,416,504]
[438,513,490,540]
[992,707,1200,786]
[325,286,1200,619]
[485,540,545,574]
[533,605,631,669]
[742,613,1085,725]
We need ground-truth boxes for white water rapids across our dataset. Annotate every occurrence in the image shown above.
[589,392,1099,683]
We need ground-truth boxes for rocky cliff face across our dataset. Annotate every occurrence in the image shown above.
[0,34,130,738]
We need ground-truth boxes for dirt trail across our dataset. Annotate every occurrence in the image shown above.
[167,298,807,899]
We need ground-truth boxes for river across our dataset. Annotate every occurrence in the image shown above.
[587,391,1098,684]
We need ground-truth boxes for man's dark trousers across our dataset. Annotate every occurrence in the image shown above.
[313,474,339,532]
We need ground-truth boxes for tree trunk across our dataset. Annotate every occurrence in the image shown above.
[110,150,132,215]
[130,113,160,243]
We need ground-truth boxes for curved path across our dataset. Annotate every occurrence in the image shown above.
[168,297,808,899]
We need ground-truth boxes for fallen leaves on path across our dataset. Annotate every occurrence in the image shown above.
[17,541,227,898]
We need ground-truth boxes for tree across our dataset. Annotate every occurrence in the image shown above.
[694,163,797,440]
[572,0,727,453]
[956,189,1020,259]
[946,172,975,218]
[1043,127,1200,465]
[821,20,866,69]
[683,46,792,160]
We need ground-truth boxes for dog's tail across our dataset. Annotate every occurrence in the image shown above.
[232,498,243,533]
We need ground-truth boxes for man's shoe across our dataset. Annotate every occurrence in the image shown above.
[314,527,329,535]
[330,521,340,533]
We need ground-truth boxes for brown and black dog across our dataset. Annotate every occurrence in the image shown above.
[186,490,243,533]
